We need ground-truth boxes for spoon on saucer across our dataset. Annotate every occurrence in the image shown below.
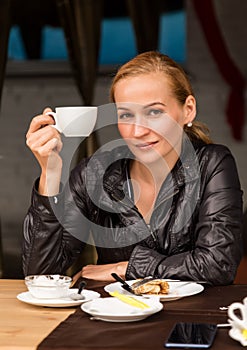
[70,280,87,301]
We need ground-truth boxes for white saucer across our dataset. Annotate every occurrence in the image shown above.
[81,296,163,322]
[17,288,100,307]
[104,280,204,301]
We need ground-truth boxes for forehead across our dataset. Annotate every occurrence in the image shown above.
[114,73,172,104]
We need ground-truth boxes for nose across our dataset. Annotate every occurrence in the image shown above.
[132,117,150,137]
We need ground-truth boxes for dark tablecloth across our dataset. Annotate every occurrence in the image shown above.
[37,280,247,350]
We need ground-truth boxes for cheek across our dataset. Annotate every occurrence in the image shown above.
[118,123,131,139]
[150,116,181,137]
[151,116,184,148]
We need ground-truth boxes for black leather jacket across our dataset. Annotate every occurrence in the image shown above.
[22,141,243,285]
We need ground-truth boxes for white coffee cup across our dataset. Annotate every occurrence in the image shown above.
[228,297,247,329]
[47,106,97,137]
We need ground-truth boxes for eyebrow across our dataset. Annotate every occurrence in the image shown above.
[117,102,167,110]
[144,102,167,108]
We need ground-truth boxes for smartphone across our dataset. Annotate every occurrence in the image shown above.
[164,322,217,348]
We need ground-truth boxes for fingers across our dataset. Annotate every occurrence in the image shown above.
[26,108,55,137]
[33,138,62,158]
[43,107,52,115]
[26,123,58,148]
[72,271,82,282]
[26,108,62,158]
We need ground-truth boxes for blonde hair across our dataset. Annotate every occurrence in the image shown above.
[110,51,212,144]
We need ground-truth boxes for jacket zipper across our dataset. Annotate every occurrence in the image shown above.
[148,188,179,246]
[108,186,179,246]
[111,189,157,243]
[111,192,159,246]
[147,224,157,242]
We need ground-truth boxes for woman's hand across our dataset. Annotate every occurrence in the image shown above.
[26,107,63,195]
[73,262,128,282]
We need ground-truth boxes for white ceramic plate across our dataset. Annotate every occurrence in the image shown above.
[17,288,100,307]
[104,280,204,301]
[81,296,163,322]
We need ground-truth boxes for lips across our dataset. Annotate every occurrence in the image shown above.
[135,141,158,149]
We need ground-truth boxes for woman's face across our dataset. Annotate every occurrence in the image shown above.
[114,73,195,165]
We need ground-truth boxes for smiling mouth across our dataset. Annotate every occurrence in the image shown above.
[135,141,158,149]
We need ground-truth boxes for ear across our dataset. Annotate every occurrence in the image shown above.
[183,95,196,125]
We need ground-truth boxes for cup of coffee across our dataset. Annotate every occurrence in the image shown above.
[47,106,97,137]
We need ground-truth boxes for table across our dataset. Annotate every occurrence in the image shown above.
[1,279,247,349]
[0,279,75,349]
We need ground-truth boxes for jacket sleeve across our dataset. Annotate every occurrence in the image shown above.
[22,176,90,276]
[126,146,243,285]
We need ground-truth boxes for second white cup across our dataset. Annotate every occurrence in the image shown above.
[228,297,247,330]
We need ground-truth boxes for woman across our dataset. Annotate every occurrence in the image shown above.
[23,51,243,285]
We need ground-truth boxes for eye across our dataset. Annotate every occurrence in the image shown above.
[118,112,134,120]
[146,108,164,118]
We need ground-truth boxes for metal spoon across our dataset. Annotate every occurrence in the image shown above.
[70,280,87,300]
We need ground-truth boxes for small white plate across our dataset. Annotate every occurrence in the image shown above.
[104,280,204,301]
[17,289,100,307]
[81,297,163,322]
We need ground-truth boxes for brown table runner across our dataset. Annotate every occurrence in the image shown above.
[164,284,247,314]
[37,306,240,350]
[37,281,247,350]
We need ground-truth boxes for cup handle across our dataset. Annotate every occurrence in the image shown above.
[45,111,62,133]
[228,302,247,329]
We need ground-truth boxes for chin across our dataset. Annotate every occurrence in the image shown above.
[133,151,164,165]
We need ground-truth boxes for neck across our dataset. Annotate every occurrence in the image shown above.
[130,148,180,187]
[130,160,167,188]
